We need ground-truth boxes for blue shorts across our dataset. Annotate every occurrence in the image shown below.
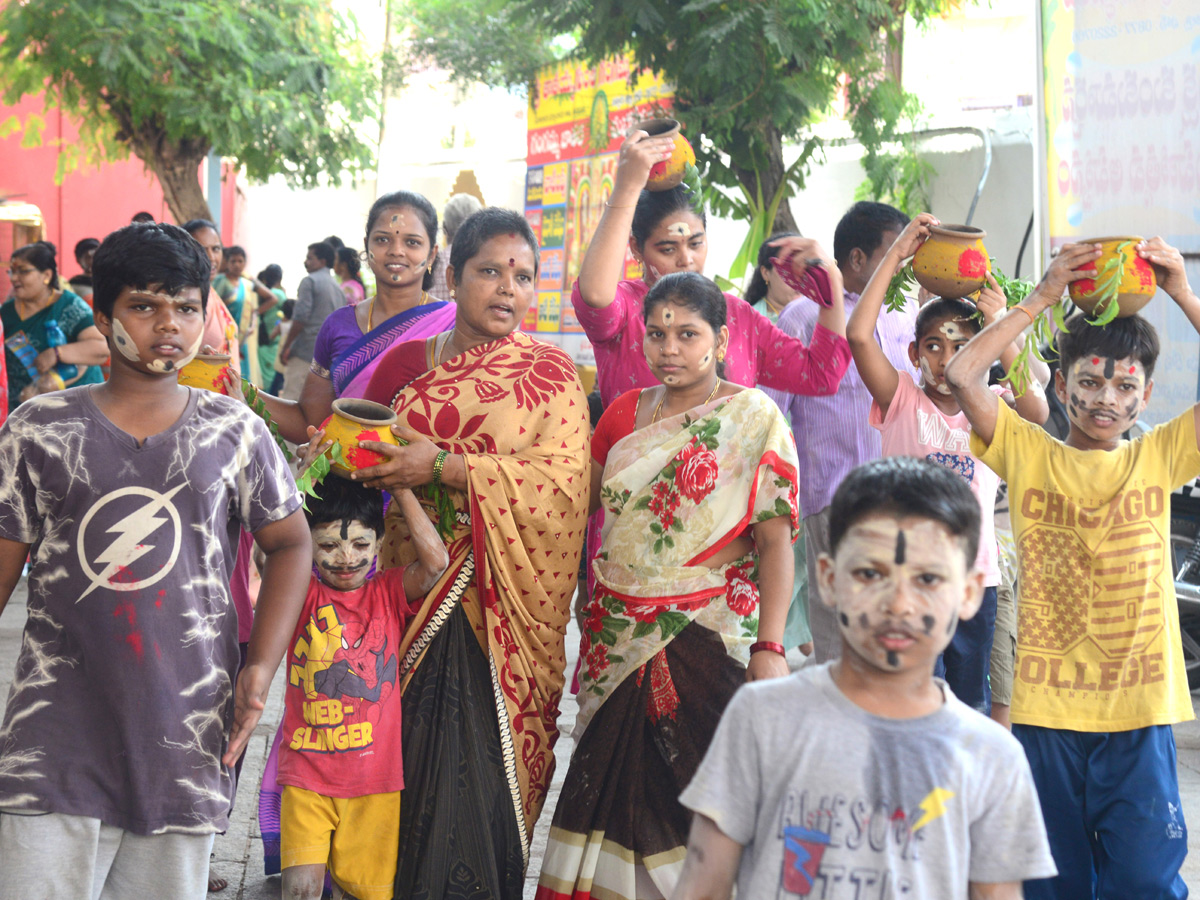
[1015,723,1187,899]
[935,585,997,713]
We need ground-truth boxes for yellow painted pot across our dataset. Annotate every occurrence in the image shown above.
[635,118,697,192]
[178,354,234,394]
[912,225,990,300]
[320,398,402,476]
[1068,236,1156,318]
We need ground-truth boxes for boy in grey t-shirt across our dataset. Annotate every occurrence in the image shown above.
[675,457,1056,900]
[0,224,312,900]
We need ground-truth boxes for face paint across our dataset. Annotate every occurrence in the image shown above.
[110,318,142,362]
[700,351,712,367]
[645,263,663,282]
[1064,354,1146,439]
[391,273,400,281]
[661,307,674,325]
[938,319,968,342]
[919,357,952,395]
[827,516,974,674]
[148,328,202,374]
[665,221,692,238]
[312,519,379,591]
[508,258,515,267]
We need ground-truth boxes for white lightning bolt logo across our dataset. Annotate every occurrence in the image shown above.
[77,485,184,600]
[912,787,956,832]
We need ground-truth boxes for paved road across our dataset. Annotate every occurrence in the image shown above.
[1,581,1196,895]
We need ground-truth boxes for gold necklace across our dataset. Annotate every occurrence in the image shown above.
[368,290,428,332]
[652,379,721,424]
[434,331,453,367]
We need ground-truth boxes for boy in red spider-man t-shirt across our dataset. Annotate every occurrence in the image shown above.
[277,475,447,900]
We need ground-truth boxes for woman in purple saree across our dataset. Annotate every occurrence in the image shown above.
[258,190,458,440]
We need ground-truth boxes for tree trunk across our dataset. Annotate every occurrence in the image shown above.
[149,151,213,225]
[731,122,799,235]
[132,131,213,224]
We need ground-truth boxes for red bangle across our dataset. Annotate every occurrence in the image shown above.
[750,640,786,656]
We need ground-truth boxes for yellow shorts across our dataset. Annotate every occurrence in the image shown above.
[280,785,401,900]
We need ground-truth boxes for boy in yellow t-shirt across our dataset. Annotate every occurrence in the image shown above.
[944,237,1200,900]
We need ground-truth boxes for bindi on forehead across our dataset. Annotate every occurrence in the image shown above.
[509,258,515,267]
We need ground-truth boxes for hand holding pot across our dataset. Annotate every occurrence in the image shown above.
[1035,242,1104,308]
[615,129,676,195]
[890,212,940,262]
[295,426,333,475]
[1138,237,1193,304]
[353,423,442,492]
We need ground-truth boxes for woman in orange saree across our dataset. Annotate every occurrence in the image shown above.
[359,208,590,898]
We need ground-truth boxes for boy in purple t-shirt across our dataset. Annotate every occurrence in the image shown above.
[0,224,312,900]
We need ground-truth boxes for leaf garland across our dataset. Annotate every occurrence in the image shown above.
[1083,239,1136,327]
[884,262,917,313]
[988,262,1068,398]
[295,441,350,510]
[240,379,293,462]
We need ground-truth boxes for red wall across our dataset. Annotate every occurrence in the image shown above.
[1,94,239,278]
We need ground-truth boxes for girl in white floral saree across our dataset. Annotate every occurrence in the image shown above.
[535,273,801,900]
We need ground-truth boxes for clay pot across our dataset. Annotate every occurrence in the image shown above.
[1068,236,1156,318]
[178,354,234,394]
[912,225,991,300]
[634,117,697,192]
[320,398,402,476]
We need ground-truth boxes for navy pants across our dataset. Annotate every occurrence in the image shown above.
[1015,723,1188,899]
[935,585,997,713]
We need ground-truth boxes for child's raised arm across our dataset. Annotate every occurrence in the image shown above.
[1137,237,1200,449]
[945,242,1103,445]
[670,814,743,900]
[0,537,31,620]
[396,488,449,600]
[974,273,1050,426]
[848,213,939,417]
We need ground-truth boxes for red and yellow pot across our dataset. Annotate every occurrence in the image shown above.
[320,398,402,476]
[912,225,990,300]
[635,117,697,192]
[1068,236,1156,319]
[178,354,234,394]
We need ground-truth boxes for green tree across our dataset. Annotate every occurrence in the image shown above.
[400,0,955,236]
[0,0,380,223]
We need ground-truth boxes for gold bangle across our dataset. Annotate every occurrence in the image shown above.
[1010,305,1036,326]
[432,450,448,486]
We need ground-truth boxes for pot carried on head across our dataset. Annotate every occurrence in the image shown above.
[912,225,990,300]
[1068,236,1156,321]
[633,117,697,192]
[320,398,402,476]
[178,354,234,394]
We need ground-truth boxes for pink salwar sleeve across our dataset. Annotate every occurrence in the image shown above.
[754,314,852,398]
[570,279,634,345]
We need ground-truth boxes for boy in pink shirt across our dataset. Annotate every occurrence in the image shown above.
[847,213,1050,711]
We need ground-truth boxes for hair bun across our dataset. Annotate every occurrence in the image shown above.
[39,241,56,255]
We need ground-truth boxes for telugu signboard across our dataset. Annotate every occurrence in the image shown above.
[1040,0,1200,250]
[524,54,675,334]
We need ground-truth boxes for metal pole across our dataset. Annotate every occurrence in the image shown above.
[207,151,223,232]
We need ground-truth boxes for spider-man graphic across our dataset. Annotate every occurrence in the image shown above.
[313,613,398,707]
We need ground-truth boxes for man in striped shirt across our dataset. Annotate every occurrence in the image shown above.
[765,201,918,662]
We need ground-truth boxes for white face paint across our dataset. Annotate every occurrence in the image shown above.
[312,519,380,591]
[148,328,202,373]
[822,515,978,674]
[661,307,674,325]
[645,263,663,282]
[665,221,692,238]
[918,355,952,395]
[700,351,712,368]
[110,317,142,362]
[939,319,968,342]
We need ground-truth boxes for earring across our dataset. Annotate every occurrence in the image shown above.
[716,350,725,363]
[427,264,434,274]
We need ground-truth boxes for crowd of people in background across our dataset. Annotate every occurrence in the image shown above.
[0,123,1198,900]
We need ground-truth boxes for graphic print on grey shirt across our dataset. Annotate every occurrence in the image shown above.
[679,663,1057,898]
[0,387,301,835]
